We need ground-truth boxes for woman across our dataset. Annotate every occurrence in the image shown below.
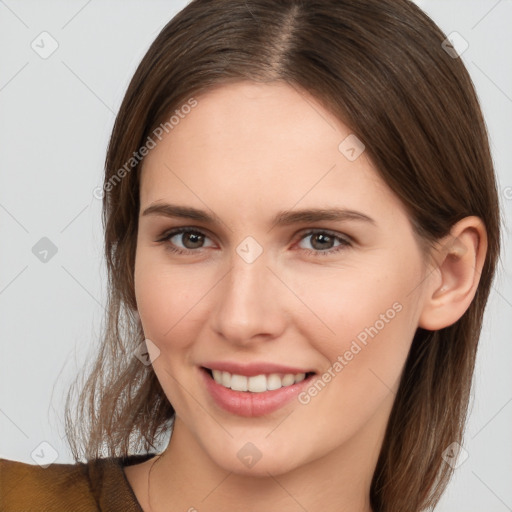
[0,0,501,511]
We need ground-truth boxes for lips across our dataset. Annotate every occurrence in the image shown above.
[199,361,317,417]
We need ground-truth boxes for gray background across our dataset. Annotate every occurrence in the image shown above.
[0,1,511,510]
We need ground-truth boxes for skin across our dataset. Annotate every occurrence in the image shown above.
[125,81,487,512]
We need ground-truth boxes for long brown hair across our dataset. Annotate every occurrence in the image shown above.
[64,1,502,510]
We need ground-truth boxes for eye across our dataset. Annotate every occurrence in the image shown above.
[156,227,352,257]
[157,228,215,255]
[296,229,352,256]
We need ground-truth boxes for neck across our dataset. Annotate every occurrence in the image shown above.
[146,411,387,512]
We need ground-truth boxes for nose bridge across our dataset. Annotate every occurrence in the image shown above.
[212,240,285,343]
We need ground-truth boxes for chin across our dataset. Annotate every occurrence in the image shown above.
[200,436,309,478]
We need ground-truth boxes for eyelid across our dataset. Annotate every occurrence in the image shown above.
[294,227,353,244]
[156,226,215,243]
[157,225,354,243]
[157,225,356,243]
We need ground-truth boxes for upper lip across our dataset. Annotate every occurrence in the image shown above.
[201,361,315,377]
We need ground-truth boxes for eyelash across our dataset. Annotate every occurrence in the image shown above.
[156,227,352,257]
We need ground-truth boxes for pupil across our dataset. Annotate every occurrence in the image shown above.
[184,232,203,248]
[312,233,332,250]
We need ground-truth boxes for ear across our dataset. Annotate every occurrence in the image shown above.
[418,216,488,331]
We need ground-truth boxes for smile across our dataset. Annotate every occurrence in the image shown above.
[200,366,317,417]
[210,369,308,392]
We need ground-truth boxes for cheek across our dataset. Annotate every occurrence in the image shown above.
[134,252,213,351]
[296,253,421,389]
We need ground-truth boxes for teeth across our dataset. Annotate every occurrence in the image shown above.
[210,369,307,392]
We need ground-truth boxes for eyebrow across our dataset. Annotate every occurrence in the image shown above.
[142,202,376,227]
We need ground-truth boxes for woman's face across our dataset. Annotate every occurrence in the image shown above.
[134,81,432,477]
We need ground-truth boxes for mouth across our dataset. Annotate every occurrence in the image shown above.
[202,366,316,392]
[200,366,317,417]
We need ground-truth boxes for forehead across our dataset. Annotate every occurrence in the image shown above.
[139,81,400,222]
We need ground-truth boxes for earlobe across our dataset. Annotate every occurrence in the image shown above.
[418,216,487,331]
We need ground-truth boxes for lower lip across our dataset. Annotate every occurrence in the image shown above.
[200,367,315,417]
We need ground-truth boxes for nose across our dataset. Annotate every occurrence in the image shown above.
[210,248,288,346]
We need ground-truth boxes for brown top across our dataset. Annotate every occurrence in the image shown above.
[0,452,157,512]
